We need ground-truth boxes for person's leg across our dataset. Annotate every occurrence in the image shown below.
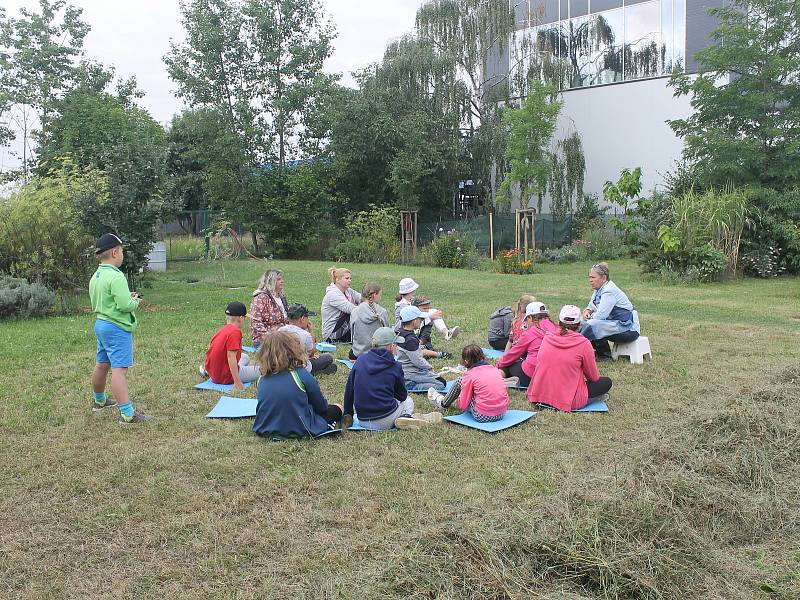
[419,322,434,350]
[91,362,116,410]
[408,375,446,391]
[311,353,337,376]
[239,364,261,383]
[325,403,343,424]
[102,322,149,423]
[110,367,131,409]
[591,338,612,356]
[507,360,531,387]
[586,376,613,399]
[489,337,509,351]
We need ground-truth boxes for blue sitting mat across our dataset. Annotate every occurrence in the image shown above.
[336,359,355,369]
[348,416,398,432]
[316,342,336,353]
[444,409,536,432]
[536,399,609,413]
[243,345,259,353]
[407,379,456,394]
[481,348,504,360]
[194,379,253,393]
[206,396,257,418]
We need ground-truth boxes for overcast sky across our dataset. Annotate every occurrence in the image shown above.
[1,0,422,168]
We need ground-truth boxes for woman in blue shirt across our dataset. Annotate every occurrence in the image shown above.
[253,331,343,438]
[581,262,640,360]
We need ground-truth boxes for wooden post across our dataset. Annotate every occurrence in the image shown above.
[488,211,494,260]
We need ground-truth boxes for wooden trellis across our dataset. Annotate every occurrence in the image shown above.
[515,209,536,258]
[401,210,418,264]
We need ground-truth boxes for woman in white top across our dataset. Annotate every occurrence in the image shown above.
[320,266,362,342]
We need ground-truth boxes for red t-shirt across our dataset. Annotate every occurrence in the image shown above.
[204,323,243,384]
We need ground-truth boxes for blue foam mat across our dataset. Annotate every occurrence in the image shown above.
[407,379,456,394]
[195,379,253,392]
[444,409,535,432]
[206,396,257,418]
[242,345,258,353]
[316,342,336,353]
[481,347,505,360]
[536,400,609,413]
[336,359,355,369]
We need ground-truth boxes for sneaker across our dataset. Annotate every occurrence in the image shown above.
[91,397,117,412]
[438,351,453,360]
[503,376,520,388]
[119,411,153,425]
[340,414,354,430]
[415,411,443,424]
[199,364,208,377]
[440,379,462,408]
[591,393,611,404]
[395,416,429,430]
[446,326,461,340]
[427,388,445,409]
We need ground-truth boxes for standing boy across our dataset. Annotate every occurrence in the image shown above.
[201,302,261,391]
[89,233,151,424]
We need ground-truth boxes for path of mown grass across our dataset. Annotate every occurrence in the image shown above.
[0,259,798,599]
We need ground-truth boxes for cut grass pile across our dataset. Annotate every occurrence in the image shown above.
[0,259,798,599]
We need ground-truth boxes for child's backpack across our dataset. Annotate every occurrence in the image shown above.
[487,306,514,343]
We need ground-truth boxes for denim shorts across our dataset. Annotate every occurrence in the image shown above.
[94,320,134,368]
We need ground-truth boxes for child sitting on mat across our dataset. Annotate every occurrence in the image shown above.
[496,302,556,388]
[350,282,390,359]
[430,345,509,422]
[505,294,537,352]
[396,306,447,392]
[343,327,442,431]
[412,296,452,359]
[200,301,261,391]
[395,277,460,342]
[252,331,344,438]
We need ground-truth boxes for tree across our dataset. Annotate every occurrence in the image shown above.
[496,81,561,209]
[669,0,800,190]
[0,0,89,179]
[38,88,174,284]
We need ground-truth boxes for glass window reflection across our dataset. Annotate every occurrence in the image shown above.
[624,1,661,80]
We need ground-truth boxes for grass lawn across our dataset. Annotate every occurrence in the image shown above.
[1,258,798,599]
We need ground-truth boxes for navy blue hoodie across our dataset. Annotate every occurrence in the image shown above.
[343,347,408,419]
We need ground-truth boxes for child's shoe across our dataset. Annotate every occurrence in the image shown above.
[340,414,354,430]
[199,364,208,377]
[395,416,429,430]
[415,411,443,424]
[119,411,153,425]
[91,397,117,412]
[503,376,521,388]
[427,388,445,409]
[445,326,461,340]
[437,351,453,360]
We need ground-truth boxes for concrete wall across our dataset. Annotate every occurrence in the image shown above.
[543,75,694,209]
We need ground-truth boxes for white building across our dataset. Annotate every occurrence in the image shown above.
[487,0,724,209]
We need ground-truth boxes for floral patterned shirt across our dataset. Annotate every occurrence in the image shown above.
[250,292,288,345]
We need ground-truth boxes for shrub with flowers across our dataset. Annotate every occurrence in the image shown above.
[497,248,535,274]
[427,228,477,269]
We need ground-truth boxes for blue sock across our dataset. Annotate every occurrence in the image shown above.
[118,402,134,420]
[93,391,107,405]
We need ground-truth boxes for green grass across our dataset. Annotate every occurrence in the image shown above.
[1,259,798,599]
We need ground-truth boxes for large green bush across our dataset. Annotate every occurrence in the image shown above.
[742,187,800,276]
[427,229,478,269]
[0,169,97,292]
[328,204,400,263]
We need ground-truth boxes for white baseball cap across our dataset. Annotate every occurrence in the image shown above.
[525,302,549,317]
[558,305,582,324]
[398,278,419,295]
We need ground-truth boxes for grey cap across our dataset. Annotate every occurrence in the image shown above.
[372,327,404,347]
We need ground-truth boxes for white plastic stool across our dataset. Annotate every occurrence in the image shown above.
[611,336,652,364]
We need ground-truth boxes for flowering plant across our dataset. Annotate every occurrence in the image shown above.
[498,248,535,274]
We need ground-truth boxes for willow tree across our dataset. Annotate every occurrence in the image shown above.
[413,0,516,202]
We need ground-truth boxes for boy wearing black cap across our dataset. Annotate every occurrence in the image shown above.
[89,233,150,423]
[201,301,261,390]
[279,304,337,376]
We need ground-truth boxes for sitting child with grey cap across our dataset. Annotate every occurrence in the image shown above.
[343,327,442,431]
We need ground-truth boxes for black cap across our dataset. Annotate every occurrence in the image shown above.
[95,233,124,254]
[225,301,248,317]
[412,295,430,307]
[287,303,316,320]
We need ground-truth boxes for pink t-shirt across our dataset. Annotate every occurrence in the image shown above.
[497,319,557,378]
[457,363,510,417]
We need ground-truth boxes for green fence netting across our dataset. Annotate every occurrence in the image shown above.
[418,214,573,253]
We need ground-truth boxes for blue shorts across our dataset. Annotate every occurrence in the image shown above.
[94,320,134,368]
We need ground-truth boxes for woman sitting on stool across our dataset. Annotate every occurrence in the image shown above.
[581,262,639,360]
